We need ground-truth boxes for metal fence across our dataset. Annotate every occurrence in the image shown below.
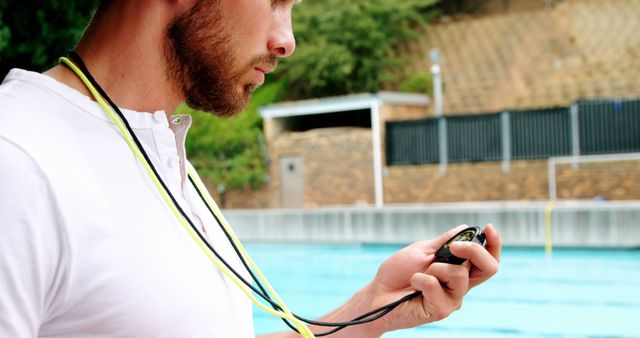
[447,114,502,163]
[579,99,640,155]
[386,118,439,164]
[386,98,640,171]
[510,107,571,160]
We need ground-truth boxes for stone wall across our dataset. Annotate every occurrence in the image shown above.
[224,125,640,209]
[227,131,640,209]
[384,159,640,203]
[268,127,374,208]
[384,161,550,203]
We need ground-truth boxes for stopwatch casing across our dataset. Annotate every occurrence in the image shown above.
[434,226,486,265]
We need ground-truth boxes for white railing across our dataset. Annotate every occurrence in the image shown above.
[224,201,640,247]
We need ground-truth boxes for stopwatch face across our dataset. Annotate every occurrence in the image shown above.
[444,228,478,248]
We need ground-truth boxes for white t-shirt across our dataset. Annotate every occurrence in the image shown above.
[0,69,255,337]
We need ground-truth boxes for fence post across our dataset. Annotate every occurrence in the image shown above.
[570,103,580,168]
[439,117,448,173]
[501,111,511,173]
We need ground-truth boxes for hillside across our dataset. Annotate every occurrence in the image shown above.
[395,0,640,114]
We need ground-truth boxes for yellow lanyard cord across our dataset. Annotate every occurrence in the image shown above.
[59,57,314,338]
[186,165,312,334]
[186,164,299,319]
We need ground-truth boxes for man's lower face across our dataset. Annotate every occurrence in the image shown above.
[165,0,254,117]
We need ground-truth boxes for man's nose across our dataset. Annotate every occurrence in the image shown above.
[268,16,296,57]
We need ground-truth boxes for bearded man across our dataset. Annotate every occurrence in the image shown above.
[0,1,501,337]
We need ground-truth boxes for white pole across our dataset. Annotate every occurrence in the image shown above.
[371,98,384,207]
[430,49,446,173]
[431,67,443,118]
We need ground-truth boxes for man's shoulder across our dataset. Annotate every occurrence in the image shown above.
[0,69,57,103]
[0,69,111,172]
[0,68,103,139]
[0,69,71,127]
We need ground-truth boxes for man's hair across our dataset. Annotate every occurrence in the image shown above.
[94,0,114,17]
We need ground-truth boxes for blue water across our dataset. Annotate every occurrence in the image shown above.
[245,244,640,337]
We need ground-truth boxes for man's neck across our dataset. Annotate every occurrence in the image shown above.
[44,1,184,117]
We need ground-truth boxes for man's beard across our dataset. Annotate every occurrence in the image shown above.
[164,0,275,117]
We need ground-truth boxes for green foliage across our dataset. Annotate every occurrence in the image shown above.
[278,0,440,99]
[399,71,434,95]
[180,79,287,195]
[0,0,97,78]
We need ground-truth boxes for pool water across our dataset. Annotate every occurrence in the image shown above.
[245,244,640,338]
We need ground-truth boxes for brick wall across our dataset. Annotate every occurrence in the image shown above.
[384,159,640,203]
[384,161,549,202]
[268,127,374,208]
[219,151,640,209]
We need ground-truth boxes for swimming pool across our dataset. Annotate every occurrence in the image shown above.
[245,244,640,337]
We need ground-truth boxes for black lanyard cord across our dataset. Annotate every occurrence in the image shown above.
[63,50,422,336]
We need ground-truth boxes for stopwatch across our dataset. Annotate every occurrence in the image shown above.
[434,226,487,265]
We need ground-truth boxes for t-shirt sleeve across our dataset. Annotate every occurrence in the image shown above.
[0,136,67,337]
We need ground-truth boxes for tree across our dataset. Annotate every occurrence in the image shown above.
[0,0,97,78]
[277,0,440,99]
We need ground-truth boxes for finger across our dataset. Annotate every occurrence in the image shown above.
[449,223,501,271]
[483,223,502,263]
[449,241,495,272]
[410,273,462,322]
[449,241,499,285]
[424,262,470,299]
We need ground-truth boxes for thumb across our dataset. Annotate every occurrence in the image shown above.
[415,224,470,253]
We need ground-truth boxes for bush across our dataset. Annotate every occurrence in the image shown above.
[399,71,434,95]
[0,0,97,78]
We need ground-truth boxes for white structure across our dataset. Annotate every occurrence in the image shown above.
[260,92,430,208]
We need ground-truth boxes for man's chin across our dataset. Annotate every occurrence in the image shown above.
[184,99,244,118]
[184,83,257,117]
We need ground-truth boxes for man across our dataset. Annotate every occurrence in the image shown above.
[0,0,501,337]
